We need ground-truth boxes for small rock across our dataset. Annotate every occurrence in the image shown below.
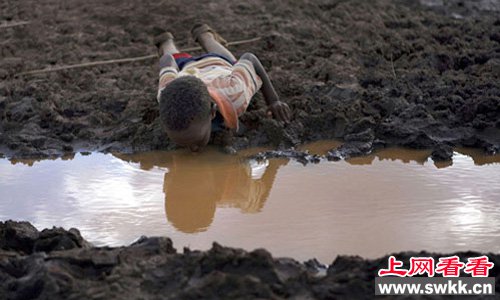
[431,144,453,162]
[326,141,373,160]
[485,145,499,155]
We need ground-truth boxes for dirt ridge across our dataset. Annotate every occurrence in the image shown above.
[1,220,499,299]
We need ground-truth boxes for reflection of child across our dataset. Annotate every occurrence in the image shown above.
[155,24,291,152]
[163,151,286,233]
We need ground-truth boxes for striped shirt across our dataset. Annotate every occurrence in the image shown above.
[157,56,262,130]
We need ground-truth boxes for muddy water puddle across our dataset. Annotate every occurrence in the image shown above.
[1,142,500,263]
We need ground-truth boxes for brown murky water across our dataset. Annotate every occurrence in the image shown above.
[1,141,500,263]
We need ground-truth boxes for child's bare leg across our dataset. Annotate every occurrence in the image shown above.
[155,33,180,69]
[155,32,179,56]
[154,32,179,69]
[197,32,236,62]
[159,39,179,56]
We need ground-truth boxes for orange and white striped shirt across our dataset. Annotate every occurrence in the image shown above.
[157,56,262,130]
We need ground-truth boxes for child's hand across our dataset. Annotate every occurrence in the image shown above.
[267,101,291,123]
[240,53,291,123]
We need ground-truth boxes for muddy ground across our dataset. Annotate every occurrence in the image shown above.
[0,221,498,299]
[1,0,500,298]
[0,0,499,159]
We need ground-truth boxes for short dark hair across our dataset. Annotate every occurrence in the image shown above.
[158,76,211,131]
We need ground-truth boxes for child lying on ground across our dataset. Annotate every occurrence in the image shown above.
[155,24,291,152]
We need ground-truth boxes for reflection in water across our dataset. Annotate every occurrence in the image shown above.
[115,149,285,233]
[1,142,500,262]
[348,148,430,165]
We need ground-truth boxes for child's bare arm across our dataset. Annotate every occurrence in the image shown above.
[240,53,291,123]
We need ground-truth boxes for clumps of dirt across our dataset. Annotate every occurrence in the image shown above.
[0,220,91,255]
[1,221,498,299]
[250,149,322,165]
[1,0,500,159]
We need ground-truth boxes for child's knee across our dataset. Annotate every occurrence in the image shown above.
[159,53,175,68]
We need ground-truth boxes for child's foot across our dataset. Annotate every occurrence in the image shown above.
[191,24,228,47]
[153,31,174,56]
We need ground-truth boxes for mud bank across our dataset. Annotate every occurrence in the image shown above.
[1,0,499,158]
[0,221,498,299]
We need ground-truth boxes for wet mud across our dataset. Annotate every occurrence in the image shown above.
[1,0,499,158]
[1,221,499,299]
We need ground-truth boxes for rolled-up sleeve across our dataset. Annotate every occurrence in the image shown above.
[209,58,263,116]
[232,59,262,99]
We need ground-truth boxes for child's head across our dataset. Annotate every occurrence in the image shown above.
[159,76,214,152]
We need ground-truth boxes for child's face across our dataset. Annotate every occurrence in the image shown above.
[166,116,212,152]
